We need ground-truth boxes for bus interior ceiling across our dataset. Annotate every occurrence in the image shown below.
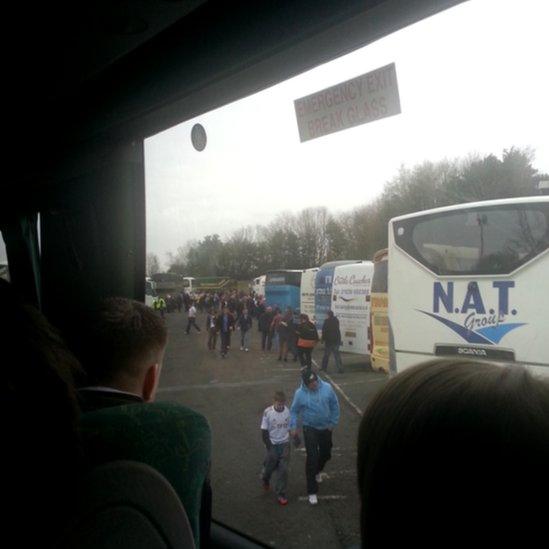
[3,0,464,335]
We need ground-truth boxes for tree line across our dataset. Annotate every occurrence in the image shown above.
[146,147,547,280]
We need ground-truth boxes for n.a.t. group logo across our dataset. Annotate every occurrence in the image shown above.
[419,281,525,345]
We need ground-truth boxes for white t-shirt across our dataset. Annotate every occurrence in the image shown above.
[260,405,290,444]
[188,305,197,318]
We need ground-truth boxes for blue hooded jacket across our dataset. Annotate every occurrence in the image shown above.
[289,378,340,430]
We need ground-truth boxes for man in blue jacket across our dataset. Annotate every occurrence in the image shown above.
[290,368,340,505]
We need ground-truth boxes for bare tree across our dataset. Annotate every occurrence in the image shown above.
[160,148,541,275]
[146,253,160,276]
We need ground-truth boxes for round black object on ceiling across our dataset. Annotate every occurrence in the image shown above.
[191,124,207,151]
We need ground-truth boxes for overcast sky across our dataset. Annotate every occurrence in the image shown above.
[1,1,547,267]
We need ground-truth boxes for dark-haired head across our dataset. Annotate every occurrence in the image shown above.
[1,279,83,429]
[80,297,167,398]
[357,359,549,546]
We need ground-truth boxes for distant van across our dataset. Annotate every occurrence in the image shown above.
[369,249,389,373]
[252,275,266,297]
[182,276,195,294]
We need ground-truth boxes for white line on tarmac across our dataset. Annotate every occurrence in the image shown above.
[336,377,387,385]
[294,446,344,453]
[325,469,356,476]
[158,377,292,392]
[297,495,347,501]
[312,359,363,417]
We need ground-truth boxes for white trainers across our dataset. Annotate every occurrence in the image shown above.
[308,494,318,505]
[245,348,249,352]
[240,346,244,351]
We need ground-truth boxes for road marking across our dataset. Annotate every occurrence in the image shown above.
[312,359,363,417]
[297,495,347,501]
[336,377,387,385]
[294,446,344,454]
[326,469,356,476]
[158,377,295,392]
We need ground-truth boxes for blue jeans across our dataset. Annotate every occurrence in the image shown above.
[321,343,343,372]
[240,329,250,349]
[262,442,290,497]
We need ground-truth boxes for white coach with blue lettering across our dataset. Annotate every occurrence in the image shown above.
[388,196,549,378]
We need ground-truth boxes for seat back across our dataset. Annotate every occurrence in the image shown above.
[57,460,195,548]
[80,402,211,547]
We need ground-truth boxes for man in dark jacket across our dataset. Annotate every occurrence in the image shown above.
[295,314,319,368]
[321,310,343,373]
[216,306,235,358]
[258,306,274,351]
[77,296,212,544]
[237,308,253,351]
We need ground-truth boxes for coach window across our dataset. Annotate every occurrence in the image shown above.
[395,204,549,276]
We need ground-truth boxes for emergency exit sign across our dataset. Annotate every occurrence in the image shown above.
[294,63,401,142]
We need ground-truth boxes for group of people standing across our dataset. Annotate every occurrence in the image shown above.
[258,307,344,373]
[179,290,346,372]
[155,289,259,318]
[258,306,298,360]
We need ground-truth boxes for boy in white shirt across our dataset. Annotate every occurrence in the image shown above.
[260,391,292,505]
[186,301,201,334]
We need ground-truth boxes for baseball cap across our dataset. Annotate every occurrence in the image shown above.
[302,368,318,385]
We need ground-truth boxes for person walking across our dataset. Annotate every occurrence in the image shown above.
[295,314,319,368]
[216,306,235,358]
[176,292,183,313]
[277,308,293,361]
[290,368,340,505]
[237,308,252,351]
[153,295,166,318]
[255,297,266,319]
[183,292,191,312]
[321,310,343,373]
[271,307,282,354]
[259,306,274,352]
[286,313,298,362]
[206,308,218,350]
[260,391,292,506]
[186,301,202,334]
